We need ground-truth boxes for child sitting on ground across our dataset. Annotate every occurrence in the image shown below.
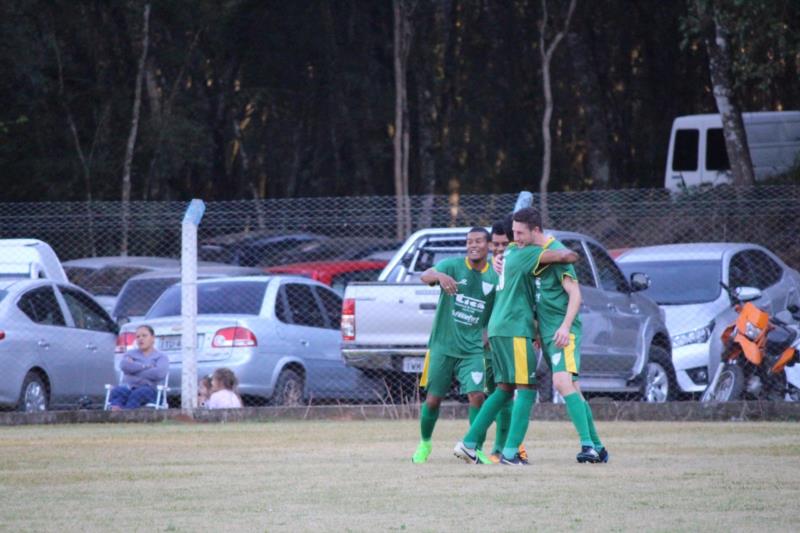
[206,367,243,409]
[198,375,213,407]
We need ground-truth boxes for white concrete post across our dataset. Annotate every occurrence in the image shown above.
[181,199,205,410]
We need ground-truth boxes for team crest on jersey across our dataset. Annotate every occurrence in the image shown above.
[471,371,484,385]
[481,281,494,296]
[552,351,562,366]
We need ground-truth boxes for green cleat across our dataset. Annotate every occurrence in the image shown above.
[412,440,432,463]
[475,449,494,465]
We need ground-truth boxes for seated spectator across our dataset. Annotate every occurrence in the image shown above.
[108,325,169,410]
[206,368,243,409]
[198,375,213,407]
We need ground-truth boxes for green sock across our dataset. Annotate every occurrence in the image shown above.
[468,406,486,450]
[463,389,512,448]
[502,389,536,459]
[584,400,603,449]
[492,397,512,454]
[420,403,439,441]
[564,392,593,447]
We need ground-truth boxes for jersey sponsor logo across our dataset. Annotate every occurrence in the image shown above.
[452,294,487,326]
[471,371,484,385]
[456,279,468,286]
[552,351,562,366]
[482,281,495,296]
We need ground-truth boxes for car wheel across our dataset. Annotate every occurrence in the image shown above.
[273,369,305,407]
[642,345,677,403]
[18,372,48,413]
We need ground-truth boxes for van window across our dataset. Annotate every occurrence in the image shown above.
[706,128,730,171]
[672,129,699,171]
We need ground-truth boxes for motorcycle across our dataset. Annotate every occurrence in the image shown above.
[702,283,800,402]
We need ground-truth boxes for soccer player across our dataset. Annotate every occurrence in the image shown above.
[533,227,608,463]
[454,207,578,465]
[411,227,498,463]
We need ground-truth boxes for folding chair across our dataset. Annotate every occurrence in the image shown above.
[104,372,170,410]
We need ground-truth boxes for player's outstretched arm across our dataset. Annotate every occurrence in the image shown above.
[420,267,458,295]
[540,248,578,265]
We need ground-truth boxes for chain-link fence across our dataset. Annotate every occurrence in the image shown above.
[1,185,799,412]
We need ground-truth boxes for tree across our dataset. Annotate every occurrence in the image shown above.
[393,0,415,239]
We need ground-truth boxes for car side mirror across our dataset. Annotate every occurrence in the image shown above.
[734,286,761,302]
[629,272,650,292]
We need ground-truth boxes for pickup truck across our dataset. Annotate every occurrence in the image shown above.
[341,227,675,402]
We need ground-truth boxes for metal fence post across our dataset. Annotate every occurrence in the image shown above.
[181,199,205,410]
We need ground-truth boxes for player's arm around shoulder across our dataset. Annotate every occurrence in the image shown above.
[539,247,578,265]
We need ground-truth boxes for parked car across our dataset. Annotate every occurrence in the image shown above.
[63,256,181,312]
[343,227,673,402]
[111,265,266,323]
[0,239,68,282]
[617,243,800,396]
[198,231,330,267]
[0,278,118,412]
[117,276,384,406]
[272,237,402,266]
[265,260,388,296]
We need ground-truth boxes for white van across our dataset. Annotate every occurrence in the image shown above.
[0,239,68,283]
[664,111,800,192]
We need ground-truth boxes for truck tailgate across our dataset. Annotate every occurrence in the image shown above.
[347,283,439,346]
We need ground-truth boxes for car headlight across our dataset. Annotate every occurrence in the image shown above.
[744,321,762,341]
[672,321,715,348]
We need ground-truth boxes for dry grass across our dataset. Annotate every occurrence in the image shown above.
[0,419,798,532]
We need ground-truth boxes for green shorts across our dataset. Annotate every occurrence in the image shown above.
[488,336,537,386]
[541,331,581,376]
[419,350,485,397]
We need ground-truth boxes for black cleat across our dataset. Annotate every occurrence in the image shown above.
[500,453,528,465]
[597,446,609,463]
[576,445,601,463]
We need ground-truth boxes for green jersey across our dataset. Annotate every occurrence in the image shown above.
[534,238,582,339]
[487,243,544,338]
[427,257,498,358]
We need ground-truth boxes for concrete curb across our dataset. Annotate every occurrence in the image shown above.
[1,400,800,426]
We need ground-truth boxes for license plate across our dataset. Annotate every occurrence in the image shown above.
[159,334,204,351]
[402,357,425,373]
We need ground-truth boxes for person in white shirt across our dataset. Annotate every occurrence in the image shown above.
[206,367,243,409]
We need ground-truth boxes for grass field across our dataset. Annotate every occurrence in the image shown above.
[0,419,798,532]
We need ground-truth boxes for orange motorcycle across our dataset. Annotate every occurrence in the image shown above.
[702,283,800,402]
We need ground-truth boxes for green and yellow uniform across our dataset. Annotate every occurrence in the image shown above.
[534,238,582,376]
[487,242,544,385]
[419,257,497,397]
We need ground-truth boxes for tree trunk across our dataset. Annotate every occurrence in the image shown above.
[538,0,576,226]
[697,0,754,186]
[393,0,414,240]
[120,3,150,256]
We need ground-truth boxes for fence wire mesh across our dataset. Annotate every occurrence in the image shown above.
[1,185,799,412]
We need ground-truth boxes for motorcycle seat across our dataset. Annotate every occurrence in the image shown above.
[766,324,797,354]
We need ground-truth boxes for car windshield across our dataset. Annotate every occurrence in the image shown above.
[618,260,721,305]
[113,277,181,318]
[147,281,267,318]
[82,266,149,296]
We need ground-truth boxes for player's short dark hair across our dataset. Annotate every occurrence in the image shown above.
[503,213,514,240]
[512,207,542,231]
[490,221,506,237]
[467,226,489,241]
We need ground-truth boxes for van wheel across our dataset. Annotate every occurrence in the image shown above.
[18,372,48,413]
[641,345,677,403]
[273,369,305,407]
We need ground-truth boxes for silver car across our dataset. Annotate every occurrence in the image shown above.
[0,279,118,411]
[617,243,800,396]
[119,276,383,406]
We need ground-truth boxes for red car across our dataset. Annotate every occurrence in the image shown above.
[265,260,388,295]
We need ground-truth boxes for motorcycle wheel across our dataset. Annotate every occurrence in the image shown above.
[708,364,745,402]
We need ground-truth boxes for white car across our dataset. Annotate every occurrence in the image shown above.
[617,243,800,396]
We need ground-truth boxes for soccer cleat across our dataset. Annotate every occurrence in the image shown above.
[576,445,601,463]
[500,453,528,465]
[488,452,502,464]
[597,446,609,463]
[453,441,478,463]
[518,444,529,465]
[474,449,494,465]
[412,440,432,464]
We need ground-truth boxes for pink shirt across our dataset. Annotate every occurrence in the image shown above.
[206,389,242,409]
